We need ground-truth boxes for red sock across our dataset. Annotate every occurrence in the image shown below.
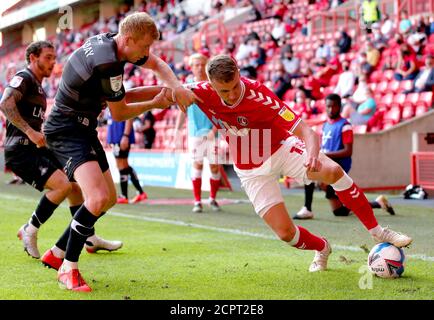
[192,178,202,203]
[210,178,220,200]
[292,226,326,251]
[335,183,378,230]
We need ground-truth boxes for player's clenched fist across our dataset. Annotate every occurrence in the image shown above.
[151,88,175,109]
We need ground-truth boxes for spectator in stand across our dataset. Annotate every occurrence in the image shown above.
[399,10,412,35]
[394,42,419,81]
[408,23,427,55]
[281,45,301,76]
[365,41,381,72]
[361,0,381,32]
[315,38,332,62]
[371,23,387,51]
[272,60,293,99]
[271,16,286,42]
[315,45,342,87]
[133,111,156,149]
[261,33,279,57]
[380,13,394,40]
[285,16,301,35]
[235,36,255,62]
[341,74,377,125]
[333,60,356,98]
[303,67,323,101]
[336,27,352,54]
[293,90,317,120]
[272,0,287,19]
[404,54,434,93]
[176,11,190,34]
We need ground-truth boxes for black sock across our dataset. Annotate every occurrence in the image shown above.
[370,201,381,209]
[56,211,103,251]
[333,206,351,216]
[304,183,315,211]
[65,205,99,262]
[29,195,59,228]
[69,205,81,217]
[54,205,84,251]
[119,168,129,198]
[127,166,143,194]
[87,212,104,238]
[55,223,71,251]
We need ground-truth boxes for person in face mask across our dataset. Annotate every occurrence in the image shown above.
[394,43,419,81]
[333,60,356,98]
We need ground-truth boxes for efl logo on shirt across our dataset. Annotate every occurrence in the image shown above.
[278,107,295,122]
[110,75,123,92]
[9,76,23,88]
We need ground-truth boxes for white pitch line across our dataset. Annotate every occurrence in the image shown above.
[1,193,433,262]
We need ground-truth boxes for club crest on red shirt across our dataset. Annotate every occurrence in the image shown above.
[237,116,249,126]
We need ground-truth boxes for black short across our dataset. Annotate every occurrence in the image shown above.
[111,143,130,159]
[4,145,60,191]
[46,131,109,181]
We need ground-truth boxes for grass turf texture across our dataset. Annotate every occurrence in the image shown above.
[0,173,433,300]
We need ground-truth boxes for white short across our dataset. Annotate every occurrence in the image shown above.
[234,136,313,218]
[188,136,220,164]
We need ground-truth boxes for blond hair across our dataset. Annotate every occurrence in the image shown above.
[188,53,208,66]
[119,12,160,41]
[206,54,238,83]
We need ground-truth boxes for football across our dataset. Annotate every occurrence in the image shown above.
[368,243,406,278]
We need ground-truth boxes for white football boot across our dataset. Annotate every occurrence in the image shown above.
[85,234,123,253]
[309,239,332,272]
[293,207,314,220]
[372,227,412,248]
[17,224,40,259]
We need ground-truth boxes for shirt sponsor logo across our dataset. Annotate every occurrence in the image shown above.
[278,107,295,122]
[110,75,123,92]
[9,76,23,88]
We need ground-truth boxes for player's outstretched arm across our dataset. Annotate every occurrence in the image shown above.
[293,120,321,173]
[141,54,203,111]
[125,86,166,103]
[0,87,45,147]
[108,88,174,122]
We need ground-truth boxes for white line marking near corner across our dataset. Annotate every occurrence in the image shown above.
[1,193,433,262]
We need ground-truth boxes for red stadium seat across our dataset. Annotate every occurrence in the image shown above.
[401,104,415,120]
[376,81,389,95]
[353,125,367,134]
[405,92,420,105]
[377,93,394,111]
[383,70,395,81]
[415,103,429,116]
[391,93,406,108]
[399,80,413,92]
[385,80,401,94]
[369,70,382,83]
[420,91,433,107]
[383,106,401,125]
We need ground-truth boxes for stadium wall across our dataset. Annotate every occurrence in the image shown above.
[352,110,434,190]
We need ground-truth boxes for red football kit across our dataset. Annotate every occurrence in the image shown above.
[189,77,301,170]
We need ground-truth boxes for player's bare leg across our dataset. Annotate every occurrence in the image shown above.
[262,202,331,272]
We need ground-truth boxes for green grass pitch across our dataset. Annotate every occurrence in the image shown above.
[0,173,433,300]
